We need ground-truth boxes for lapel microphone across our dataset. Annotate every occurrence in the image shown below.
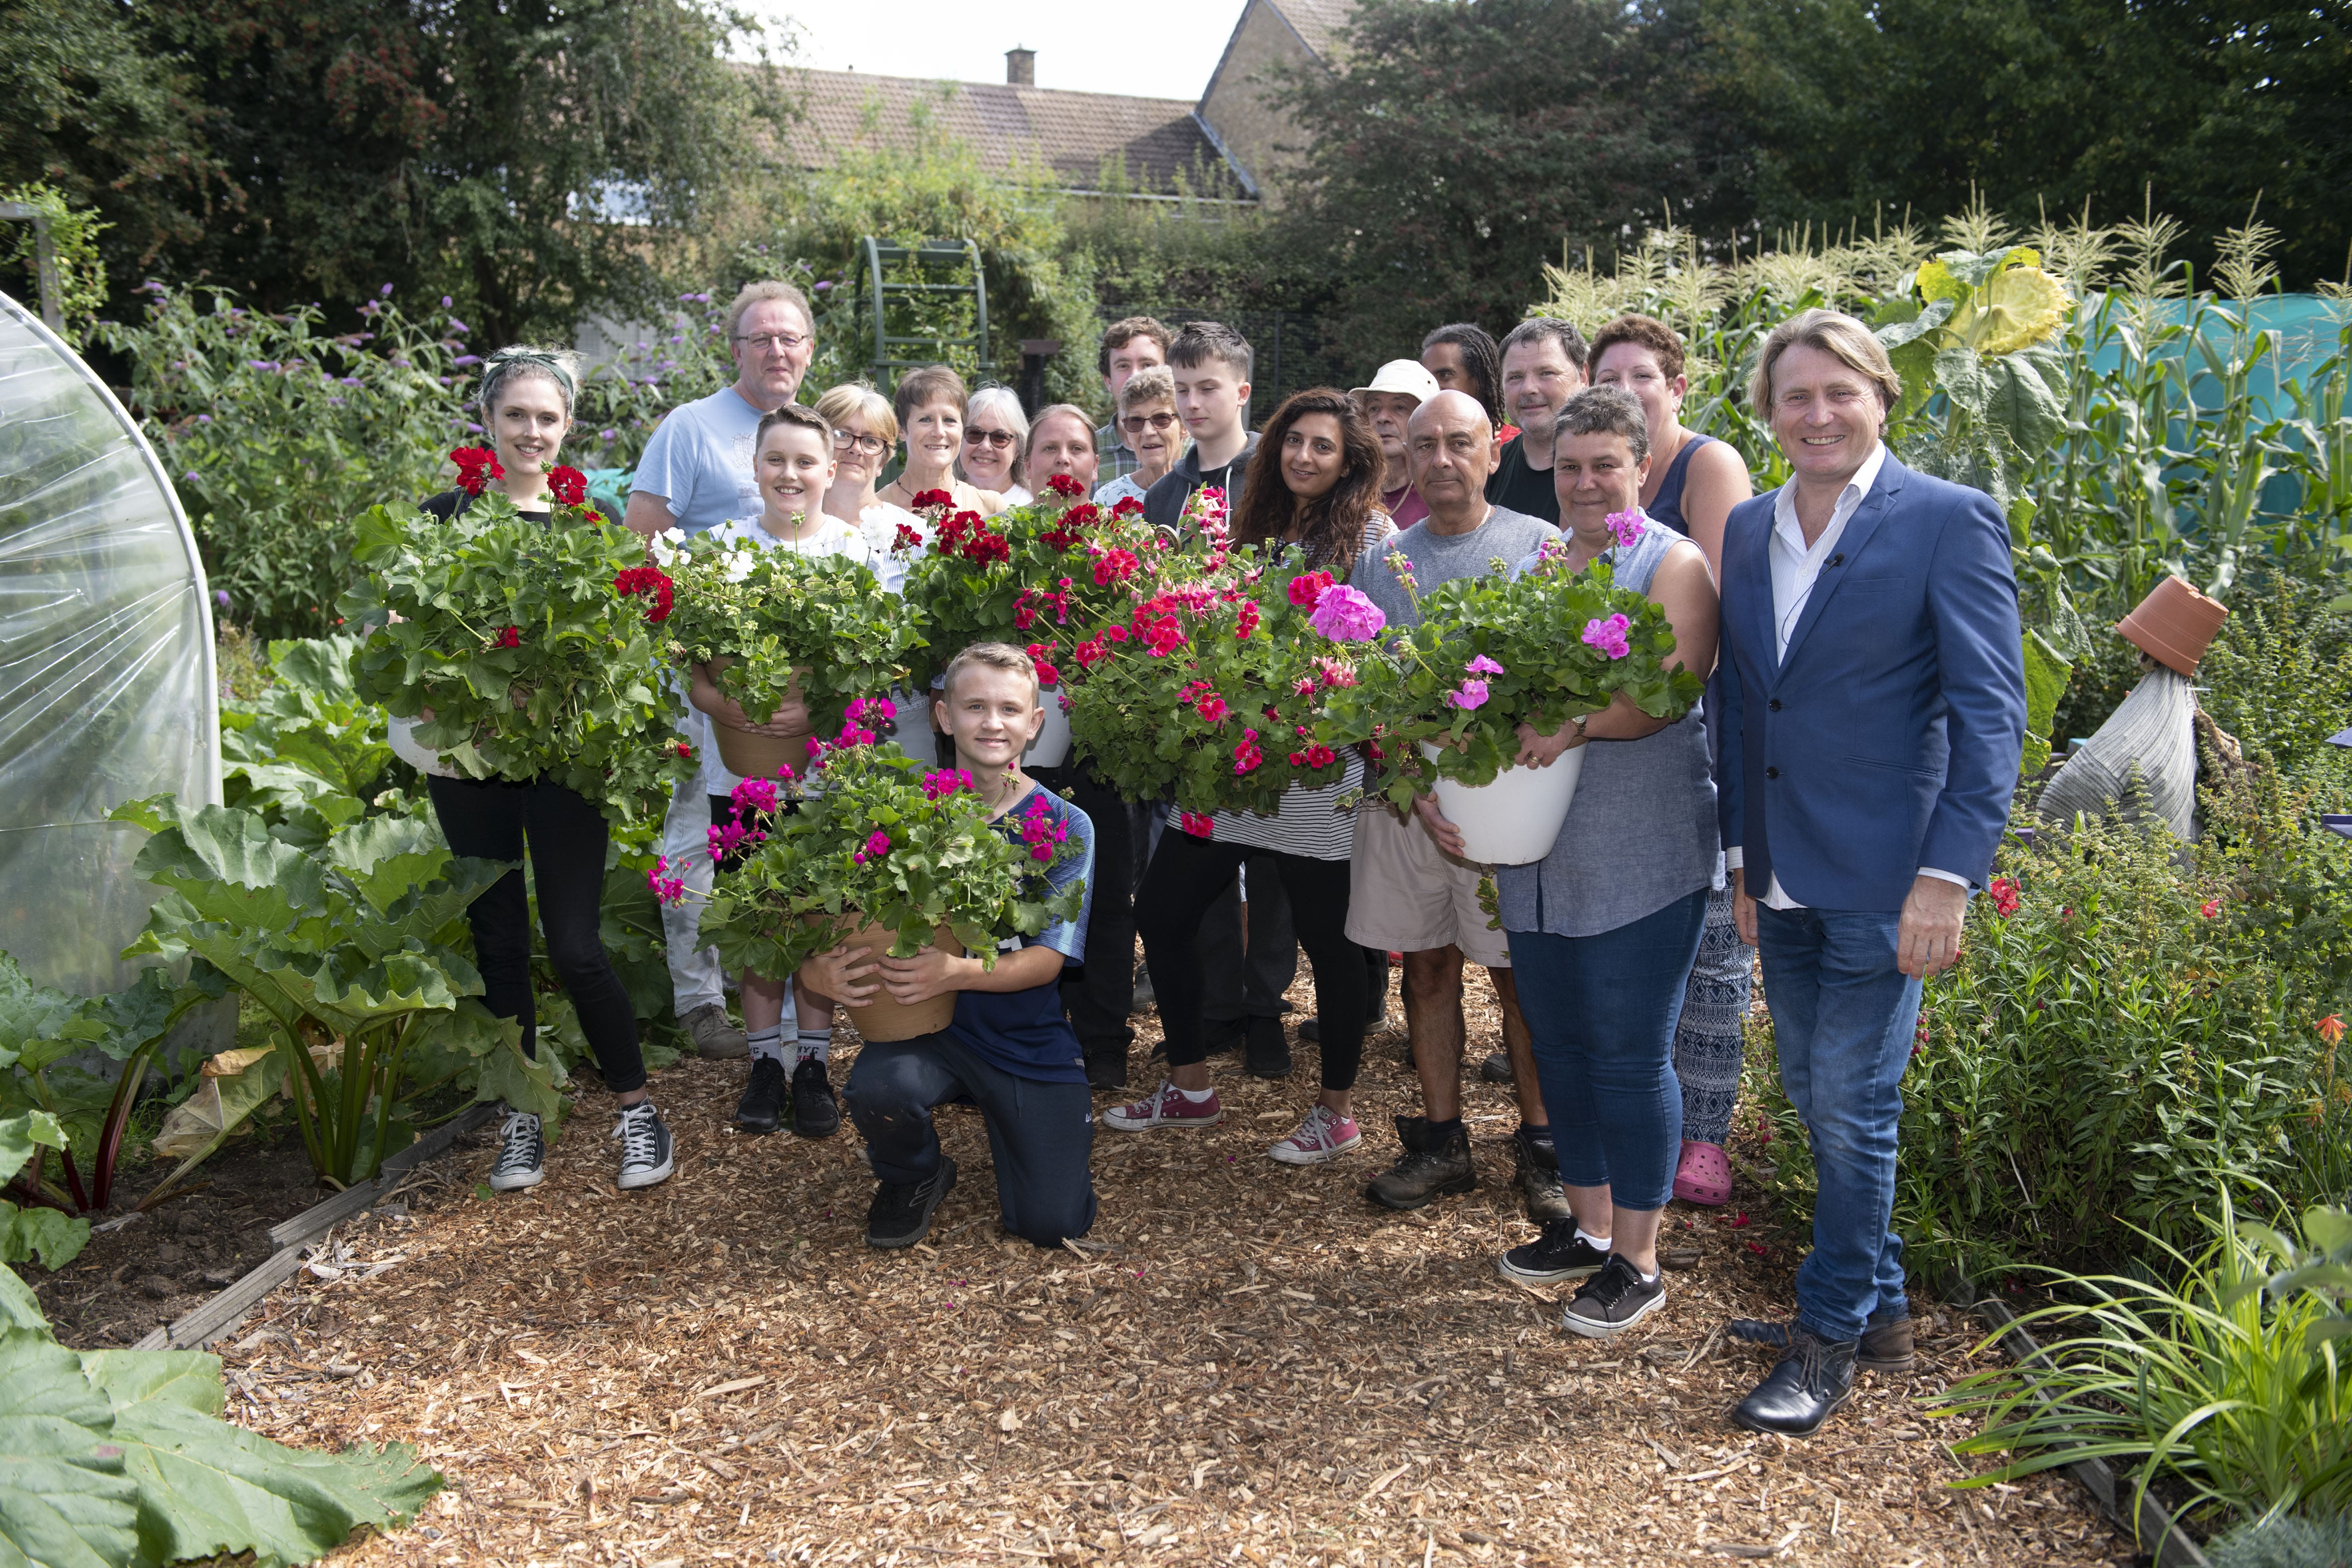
[1826,553,1845,568]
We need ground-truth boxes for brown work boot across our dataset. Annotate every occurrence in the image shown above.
[1512,1126,1572,1224]
[1857,1315,1916,1373]
[1365,1116,1476,1210]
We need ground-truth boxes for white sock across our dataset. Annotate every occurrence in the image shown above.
[1576,1227,1611,1252]
[747,1027,787,1066]
[795,1028,831,1069]
[1174,1083,1215,1103]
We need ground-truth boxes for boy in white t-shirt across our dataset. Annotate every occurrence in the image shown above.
[687,403,904,1140]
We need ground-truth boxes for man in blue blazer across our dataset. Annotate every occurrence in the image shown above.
[1714,309,2025,1436]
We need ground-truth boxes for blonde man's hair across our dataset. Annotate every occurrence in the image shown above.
[941,641,1043,705]
[1749,307,1904,418]
[1116,364,1176,415]
[723,279,814,343]
[815,382,898,449]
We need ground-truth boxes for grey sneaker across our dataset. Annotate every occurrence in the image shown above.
[1560,1254,1667,1339]
[487,1110,544,1192]
[612,1101,675,1190]
[684,1003,748,1060]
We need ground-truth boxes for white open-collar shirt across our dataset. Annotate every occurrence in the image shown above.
[1725,440,1967,909]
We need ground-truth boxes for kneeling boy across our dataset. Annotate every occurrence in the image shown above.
[802,643,1099,1248]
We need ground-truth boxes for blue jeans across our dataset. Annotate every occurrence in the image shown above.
[1753,904,1923,1344]
[844,1031,1098,1247]
[1506,889,1708,1212]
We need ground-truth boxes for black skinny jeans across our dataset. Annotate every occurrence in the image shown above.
[1136,831,1366,1092]
[427,776,646,1094]
[1058,766,1140,1054]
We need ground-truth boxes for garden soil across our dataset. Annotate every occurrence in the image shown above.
[74,963,2138,1564]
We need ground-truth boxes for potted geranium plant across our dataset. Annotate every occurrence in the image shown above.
[682,730,1087,1042]
[341,472,689,828]
[1062,552,1374,818]
[896,476,1178,765]
[1317,526,1704,864]
[660,530,927,781]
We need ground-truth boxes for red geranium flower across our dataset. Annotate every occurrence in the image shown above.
[910,488,955,511]
[1288,570,1334,608]
[674,741,694,760]
[1109,496,1145,519]
[1178,811,1214,838]
[613,564,675,623]
[547,465,588,507]
[491,625,522,649]
[450,445,504,496]
[892,522,926,553]
[1043,473,1086,498]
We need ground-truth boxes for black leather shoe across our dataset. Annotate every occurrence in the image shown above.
[1242,1015,1293,1079]
[1732,1327,1857,1437]
[732,1056,787,1134]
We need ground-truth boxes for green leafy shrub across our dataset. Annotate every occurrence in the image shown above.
[1,1126,440,1567]
[113,795,557,1187]
[1746,764,2352,1284]
[2207,1514,2352,1568]
[1934,1198,2352,1537]
[2199,568,2352,800]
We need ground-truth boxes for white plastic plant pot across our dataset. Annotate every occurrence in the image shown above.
[1420,742,1585,866]
[1025,683,1071,768]
[385,714,459,779]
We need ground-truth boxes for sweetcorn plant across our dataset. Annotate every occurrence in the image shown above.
[661,534,925,738]
[688,738,1085,980]
[1315,531,1704,810]
[341,488,690,828]
[1061,555,1372,817]
[896,478,1180,686]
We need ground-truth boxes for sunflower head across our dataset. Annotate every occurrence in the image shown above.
[1917,247,2073,356]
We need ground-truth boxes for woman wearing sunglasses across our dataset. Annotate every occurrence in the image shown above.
[1093,365,1187,510]
[960,385,1032,505]
[814,381,927,562]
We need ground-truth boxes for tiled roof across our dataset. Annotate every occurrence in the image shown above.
[782,69,1242,196]
[1267,0,1356,61]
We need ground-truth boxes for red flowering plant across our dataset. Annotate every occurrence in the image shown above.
[1061,549,1365,818]
[658,529,926,743]
[1314,521,1703,810]
[896,478,1176,688]
[340,455,692,826]
[686,734,1086,982]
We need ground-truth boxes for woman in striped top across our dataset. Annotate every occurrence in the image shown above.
[1109,389,1394,1166]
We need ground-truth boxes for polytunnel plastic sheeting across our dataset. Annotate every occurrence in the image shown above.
[0,289,219,997]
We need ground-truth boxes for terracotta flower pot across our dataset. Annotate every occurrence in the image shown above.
[827,918,964,1042]
[2115,576,2229,677]
[704,656,812,781]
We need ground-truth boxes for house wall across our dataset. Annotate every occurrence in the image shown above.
[1197,0,1324,202]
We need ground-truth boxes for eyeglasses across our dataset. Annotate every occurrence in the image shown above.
[831,429,888,455]
[733,331,810,354]
[1120,411,1178,434]
[966,428,1018,448]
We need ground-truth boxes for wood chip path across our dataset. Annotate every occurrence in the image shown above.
[215,971,2132,1565]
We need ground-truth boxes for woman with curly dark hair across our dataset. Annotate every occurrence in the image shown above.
[1109,387,1395,1173]
[1228,388,1391,576]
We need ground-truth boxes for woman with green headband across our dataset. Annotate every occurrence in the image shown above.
[409,343,678,1198]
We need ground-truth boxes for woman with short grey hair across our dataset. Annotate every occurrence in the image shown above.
[960,385,1032,504]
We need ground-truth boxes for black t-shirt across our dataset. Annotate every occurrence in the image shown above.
[1142,432,1260,534]
[1483,434,1560,525]
[422,489,551,526]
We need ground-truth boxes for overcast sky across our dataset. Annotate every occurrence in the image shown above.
[751,0,1238,100]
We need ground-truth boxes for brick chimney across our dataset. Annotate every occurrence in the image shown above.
[1005,47,1035,86]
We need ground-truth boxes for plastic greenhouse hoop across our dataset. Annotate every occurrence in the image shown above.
[0,288,220,994]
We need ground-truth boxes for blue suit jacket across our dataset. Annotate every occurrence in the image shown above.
[1713,453,2025,913]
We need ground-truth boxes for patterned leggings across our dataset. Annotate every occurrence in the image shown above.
[1673,883,1755,1146]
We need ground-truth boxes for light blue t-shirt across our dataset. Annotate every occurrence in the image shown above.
[629,385,770,536]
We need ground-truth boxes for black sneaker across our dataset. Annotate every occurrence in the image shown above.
[612,1100,674,1191]
[1365,1116,1476,1210]
[1479,1050,1515,1084]
[867,1156,958,1248]
[1560,1253,1666,1338]
[487,1109,544,1192]
[1496,1217,1610,1285]
[733,1056,788,1135]
[790,1056,840,1139]
[1242,1015,1292,1079]
[1084,1044,1129,1091]
[1130,962,1156,1015]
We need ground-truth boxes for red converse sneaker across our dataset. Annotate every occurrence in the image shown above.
[1103,1081,1224,1132]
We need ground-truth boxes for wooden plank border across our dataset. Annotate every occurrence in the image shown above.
[130,1103,498,1352]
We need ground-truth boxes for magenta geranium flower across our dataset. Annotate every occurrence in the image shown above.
[1465,654,1504,676]
[1607,510,1645,548]
[1445,678,1490,711]
[1307,584,1387,642]
[1581,613,1632,660]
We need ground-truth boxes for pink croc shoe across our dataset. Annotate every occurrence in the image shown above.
[1673,1139,1733,1206]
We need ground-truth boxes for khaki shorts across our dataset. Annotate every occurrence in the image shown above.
[1344,802,1512,969]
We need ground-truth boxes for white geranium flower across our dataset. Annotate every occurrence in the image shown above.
[722,547,756,583]
[649,525,686,567]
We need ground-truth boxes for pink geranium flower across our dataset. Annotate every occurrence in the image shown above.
[1308,585,1387,642]
[1580,613,1632,660]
